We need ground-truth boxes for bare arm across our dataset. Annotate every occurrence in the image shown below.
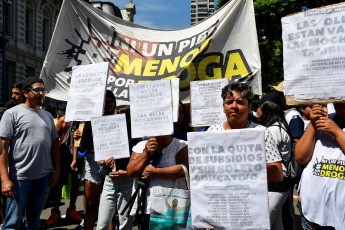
[0,138,16,198]
[295,122,317,165]
[315,116,345,153]
[141,146,188,180]
[267,161,283,182]
[55,116,65,134]
[48,139,61,188]
[295,105,326,165]
[127,138,157,178]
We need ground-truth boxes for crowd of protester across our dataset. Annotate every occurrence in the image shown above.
[0,77,344,230]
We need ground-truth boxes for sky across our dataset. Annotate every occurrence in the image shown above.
[109,0,218,30]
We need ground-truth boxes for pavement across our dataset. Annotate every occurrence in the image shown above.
[39,183,139,230]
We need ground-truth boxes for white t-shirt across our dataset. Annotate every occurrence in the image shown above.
[267,122,292,176]
[131,138,187,214]
[207,121,282,164]
[299,129,345,228]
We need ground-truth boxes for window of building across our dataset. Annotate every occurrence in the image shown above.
[198,8,208,12]
[6,61,15,100]
[25,2,34,46]
[4,2,13,36]
[42,8,51,51]
[43,18,49,51]
[26,67,36,78]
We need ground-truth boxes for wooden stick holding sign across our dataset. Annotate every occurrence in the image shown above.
[74,122,85,147]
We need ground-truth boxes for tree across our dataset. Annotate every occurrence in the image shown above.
[216,0,344,93]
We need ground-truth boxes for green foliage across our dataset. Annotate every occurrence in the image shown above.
[216,0,344,93]
[216,0,231,9]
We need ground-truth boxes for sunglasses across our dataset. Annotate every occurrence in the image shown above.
[28,88,47,94]
[12,92,21,96]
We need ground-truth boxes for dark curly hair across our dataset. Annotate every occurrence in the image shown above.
[221,82,253,104]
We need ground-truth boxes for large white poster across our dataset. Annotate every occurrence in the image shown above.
[282,4,345,102]
[91,114,130,161]
[187,129,269,230]
[65,62,108,122]
[129,79,174,138]
[190,79,228,127]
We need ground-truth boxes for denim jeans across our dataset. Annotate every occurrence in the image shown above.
[97,175,134,230]
[3,173,52,230]
[83,152,107,184]
[268,190,290,230]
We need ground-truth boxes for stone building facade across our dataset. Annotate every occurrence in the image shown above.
[0,0,133,106]
[0,0,63,105]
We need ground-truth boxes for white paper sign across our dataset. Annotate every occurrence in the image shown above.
[171,78,180,123]
[129,80,174,138]
[91,114,130,161]
[190,79,228,127]
[65,62,109,122]
[282,5,345,100]
[187,129,269,230]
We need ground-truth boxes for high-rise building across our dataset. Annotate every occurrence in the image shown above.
[191,0,214,25]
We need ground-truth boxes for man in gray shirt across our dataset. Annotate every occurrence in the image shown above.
[0,77,60,230]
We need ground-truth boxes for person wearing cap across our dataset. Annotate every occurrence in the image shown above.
[271,81,304,142]
[207,82,283,182]
[0,77,60,230]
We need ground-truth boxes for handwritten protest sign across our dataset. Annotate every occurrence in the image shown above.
[171,78,180,122]
[129,79,174,138]
[91,114,130,161]
[282,3,345,105]
[65,62,109,122]
[187,129,269,230]
[190,79,228,127]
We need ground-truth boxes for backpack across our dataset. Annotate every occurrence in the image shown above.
[270,125,305,189]
[285,140,305,185]
[60,121,79,156]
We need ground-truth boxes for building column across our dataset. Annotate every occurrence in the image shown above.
[125,0,136,23]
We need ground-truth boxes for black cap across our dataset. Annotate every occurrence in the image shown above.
[252,92,284,108]
[22,77,44,91]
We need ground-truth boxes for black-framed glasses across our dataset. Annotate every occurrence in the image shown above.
[28,88,47,94]
[12,92,21,96]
